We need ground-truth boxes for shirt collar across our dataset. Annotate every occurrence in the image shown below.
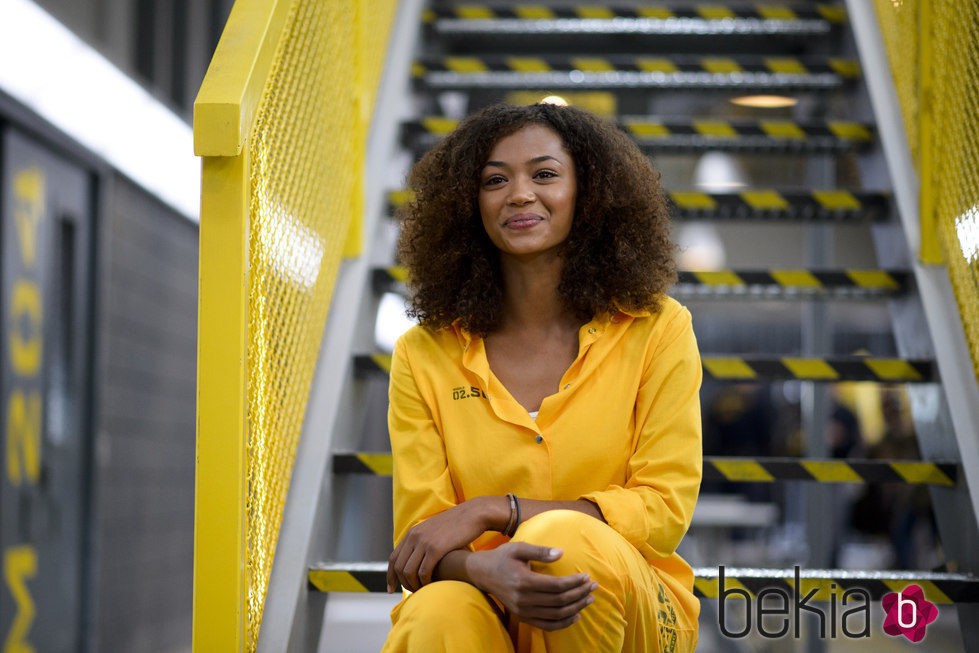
[450,305,651,344]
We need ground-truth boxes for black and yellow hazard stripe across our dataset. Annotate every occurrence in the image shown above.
[374,266,908,298]
[675,269,908,296]
[388,188,889,222]
[701,356,934,382]
[413,55,860,87]
[309,563,391,593]
[372,266,408,295]
[356,354,934,382]
[666,189,887,219]
[310,562,979,603]
[333,452,957,486]
[691,568,979,604]
[424,4,846,24]
[403,118,874,153]
[703,457,956,486]
[354,353,393,376]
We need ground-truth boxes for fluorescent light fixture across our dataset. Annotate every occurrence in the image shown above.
[956,204,979,264]
[677,223,726,271]
[540,95,569,106]
[0,0,199,221]
[693,151,749,191]
[375,292,417,353]
[730,95,798,109]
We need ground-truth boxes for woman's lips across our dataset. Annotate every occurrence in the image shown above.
[503,213,544,229]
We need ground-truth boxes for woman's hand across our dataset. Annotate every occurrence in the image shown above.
[387,496,505,592]
[466,543,598,631]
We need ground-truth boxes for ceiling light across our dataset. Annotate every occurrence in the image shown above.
[693,151,749,192]
[677,223,726,271]
[374,292,417,353]
[730,95,798,109]
[540,95,569,106]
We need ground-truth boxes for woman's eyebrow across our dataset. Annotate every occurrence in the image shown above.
[483,155,563,169]
[528,154,562,165]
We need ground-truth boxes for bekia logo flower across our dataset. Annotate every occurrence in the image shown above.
[882,584,938,643]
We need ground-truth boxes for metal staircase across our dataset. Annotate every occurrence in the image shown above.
[260,2,979,651]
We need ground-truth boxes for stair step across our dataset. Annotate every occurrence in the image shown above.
[355,354,936,383]
[389,189,890,222]
[404,117,874,154]
[309,563,979,603]
[426,3,844,37]
[373,267,910,300]
[413,55,860,90]
[332,452,958,486]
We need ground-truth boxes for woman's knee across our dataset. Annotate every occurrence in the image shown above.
[386,581,511,652]
[396,580,494,624]
[511,510,630,579]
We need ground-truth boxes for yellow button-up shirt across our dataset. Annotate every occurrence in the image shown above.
[388,296,703,624]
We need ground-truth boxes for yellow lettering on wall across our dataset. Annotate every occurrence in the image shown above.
[2,546,37,653]
[9,281,42,377]
[12,169,44,269]
[5,391,41,486]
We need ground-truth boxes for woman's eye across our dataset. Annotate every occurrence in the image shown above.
[483,175,505,186]
[535,170,557,179]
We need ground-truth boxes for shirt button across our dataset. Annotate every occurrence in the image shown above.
[587,327,597,334]
[564,384,571,389]
[535,435,543,444]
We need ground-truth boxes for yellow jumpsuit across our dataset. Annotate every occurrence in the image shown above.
[383,297,703,652]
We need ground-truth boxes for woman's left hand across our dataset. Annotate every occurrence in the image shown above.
[387,496,504,592]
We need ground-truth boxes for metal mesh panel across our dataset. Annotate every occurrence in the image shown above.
[872,0,919,163]
[874,0,979,380]
[930,2,979,383]
[243,0,396,649]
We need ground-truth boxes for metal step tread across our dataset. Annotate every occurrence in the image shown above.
[355,354,935,383]
[427,4,843,37]
[332,451,958,486]
[373,266,910,299]
[309,563,979,603]
[404,117,874,153]
[413,55,860,89]
[388,189,890,222]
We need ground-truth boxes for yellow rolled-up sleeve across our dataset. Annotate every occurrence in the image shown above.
[579,306,703,560]
[388,335,458,548]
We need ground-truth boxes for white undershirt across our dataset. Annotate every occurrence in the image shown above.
[529,410,539,420]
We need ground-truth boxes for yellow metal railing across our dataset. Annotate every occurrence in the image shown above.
[873,0,979,380]
[193,0,398,650]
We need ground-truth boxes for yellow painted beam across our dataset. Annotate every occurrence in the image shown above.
[193,0,293,156]
[193,150,250,652]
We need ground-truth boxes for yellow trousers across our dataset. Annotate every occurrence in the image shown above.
[382,510,698,652]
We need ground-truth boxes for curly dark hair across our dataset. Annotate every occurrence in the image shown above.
[399,103,677,336]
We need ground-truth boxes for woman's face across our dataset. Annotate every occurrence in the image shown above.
[478,124,577,261]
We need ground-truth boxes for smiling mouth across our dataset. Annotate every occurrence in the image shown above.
[503,214,544,228]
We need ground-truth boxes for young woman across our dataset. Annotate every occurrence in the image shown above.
[382,103,702,652]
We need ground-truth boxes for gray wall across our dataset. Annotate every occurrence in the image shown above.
[91,174,198,653]
[32,0,233,119]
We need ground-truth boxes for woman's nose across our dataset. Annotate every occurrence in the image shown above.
[507,178,535,205]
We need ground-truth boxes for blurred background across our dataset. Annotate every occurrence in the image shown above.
[1,1,978,652]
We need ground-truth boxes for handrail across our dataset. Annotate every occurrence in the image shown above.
[193,1,292,649]
[193,0,292,156]
[192,1,401,650]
